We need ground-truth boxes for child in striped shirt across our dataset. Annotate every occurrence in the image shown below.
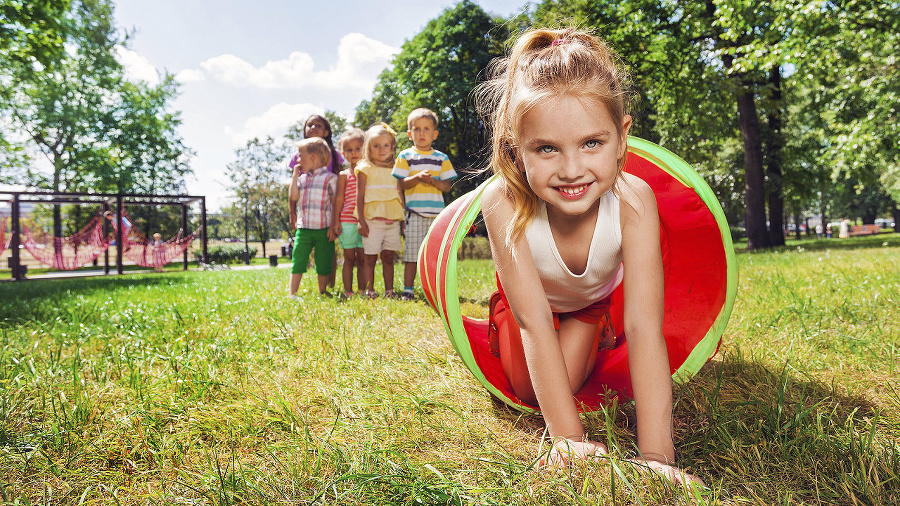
[332,128,366,298]
[393,108,457,301]
[289,137,339,298]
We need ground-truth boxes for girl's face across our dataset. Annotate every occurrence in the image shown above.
[341,138,364,167]
[369,133,395,166]
[304,118,329,139]
[516,94,631,221]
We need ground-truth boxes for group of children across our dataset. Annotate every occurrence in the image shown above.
[288,109,456,300]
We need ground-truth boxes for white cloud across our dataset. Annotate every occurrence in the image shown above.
[115,46,160,84]
[175,68,206,83]
[192,33,397,91]
[226,102,325,147]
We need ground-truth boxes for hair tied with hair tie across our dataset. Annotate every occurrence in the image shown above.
[551,37,571,46]
[379,122,397,136]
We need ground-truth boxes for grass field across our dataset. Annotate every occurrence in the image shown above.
[1,234,900,504]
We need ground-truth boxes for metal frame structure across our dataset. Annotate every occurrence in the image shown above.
[1,190,208,281]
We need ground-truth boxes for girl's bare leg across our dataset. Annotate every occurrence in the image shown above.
[342,248,357,294]
[364,254,378,293]
[380,250,394,293]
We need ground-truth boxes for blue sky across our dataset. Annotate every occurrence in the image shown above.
[112,0,529,210]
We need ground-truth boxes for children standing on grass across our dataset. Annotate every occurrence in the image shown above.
[288,138,338,299]
[476,27,703,485]
[333,128,366,298]
[355,123,403,299]
[393,108,457,301]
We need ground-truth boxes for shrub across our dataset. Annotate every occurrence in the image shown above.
[195,245,258,264]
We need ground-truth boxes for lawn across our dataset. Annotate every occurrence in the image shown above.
[1,235,899,504]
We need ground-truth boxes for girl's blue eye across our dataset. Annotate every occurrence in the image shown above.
[585,139,600,149]
[538,145,555,153]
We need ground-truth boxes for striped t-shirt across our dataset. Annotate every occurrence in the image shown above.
[339,172,358,224]
[392,147,457,217]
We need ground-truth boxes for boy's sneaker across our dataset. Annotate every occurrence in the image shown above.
[401,291,414,301]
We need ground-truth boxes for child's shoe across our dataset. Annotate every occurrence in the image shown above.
[400,291,414,301]
[384,290,397,299]
[366,290,378,299]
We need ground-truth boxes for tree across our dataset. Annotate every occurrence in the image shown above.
[1,0,193,244]
[0,0,69,66]
[354,0,509,197]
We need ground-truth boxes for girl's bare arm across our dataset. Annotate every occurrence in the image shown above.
[619,173,702,486]
[332,173,347,236]
[356,172,369,237]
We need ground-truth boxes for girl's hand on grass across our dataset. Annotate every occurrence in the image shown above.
[539,437,607,468]
[627,457,706,488]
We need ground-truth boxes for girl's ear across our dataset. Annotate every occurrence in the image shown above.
[617,115,633,160]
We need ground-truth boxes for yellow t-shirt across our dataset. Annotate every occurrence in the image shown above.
[354,160,404,221]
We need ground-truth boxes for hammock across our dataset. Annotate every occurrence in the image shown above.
[419,137,738,413]
[0,218,7,257]
[20,214,111,270]
[122,227,196,268]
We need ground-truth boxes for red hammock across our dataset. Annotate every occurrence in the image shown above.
[0,218,7,257]
[122,227,196,268]
[20,214,111,270]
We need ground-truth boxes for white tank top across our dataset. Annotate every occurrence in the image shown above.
[525,190,623,313]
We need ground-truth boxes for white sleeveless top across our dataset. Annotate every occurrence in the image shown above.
[525,190,624,313]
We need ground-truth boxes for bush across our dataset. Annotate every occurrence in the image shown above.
[730,226,746,241]
[195,245,258,264]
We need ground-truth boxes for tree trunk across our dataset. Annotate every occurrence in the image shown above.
[737,90,771,250]
[765,66,785,246]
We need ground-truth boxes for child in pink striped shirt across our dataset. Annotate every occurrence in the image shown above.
[332,128,366,298]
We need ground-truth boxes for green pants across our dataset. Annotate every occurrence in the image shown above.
[291,228,334,275]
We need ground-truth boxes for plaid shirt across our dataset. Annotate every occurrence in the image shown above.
[296,166,337,230]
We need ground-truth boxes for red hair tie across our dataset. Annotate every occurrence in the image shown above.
[551,38,571,46]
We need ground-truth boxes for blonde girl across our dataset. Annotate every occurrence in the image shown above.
[477,28,703,486]
[355,123,403,298]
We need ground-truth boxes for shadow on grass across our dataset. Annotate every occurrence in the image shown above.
[677,352,897,503]
[0,273,194,326]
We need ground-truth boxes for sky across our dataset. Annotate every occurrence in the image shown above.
[112,0,530,211]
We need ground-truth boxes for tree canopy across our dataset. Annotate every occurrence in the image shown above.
[0,0,191,196]
[354,0,509,197]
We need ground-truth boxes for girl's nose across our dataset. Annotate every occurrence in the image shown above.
[557,154,583,181]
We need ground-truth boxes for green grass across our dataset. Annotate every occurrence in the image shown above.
[1,236,899,504]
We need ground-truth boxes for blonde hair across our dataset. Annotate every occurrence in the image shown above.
[476,27,631,249]
[361,123,397,167]
[407,108,439,130]
[338,127,365,151]
[297,137,332,168]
